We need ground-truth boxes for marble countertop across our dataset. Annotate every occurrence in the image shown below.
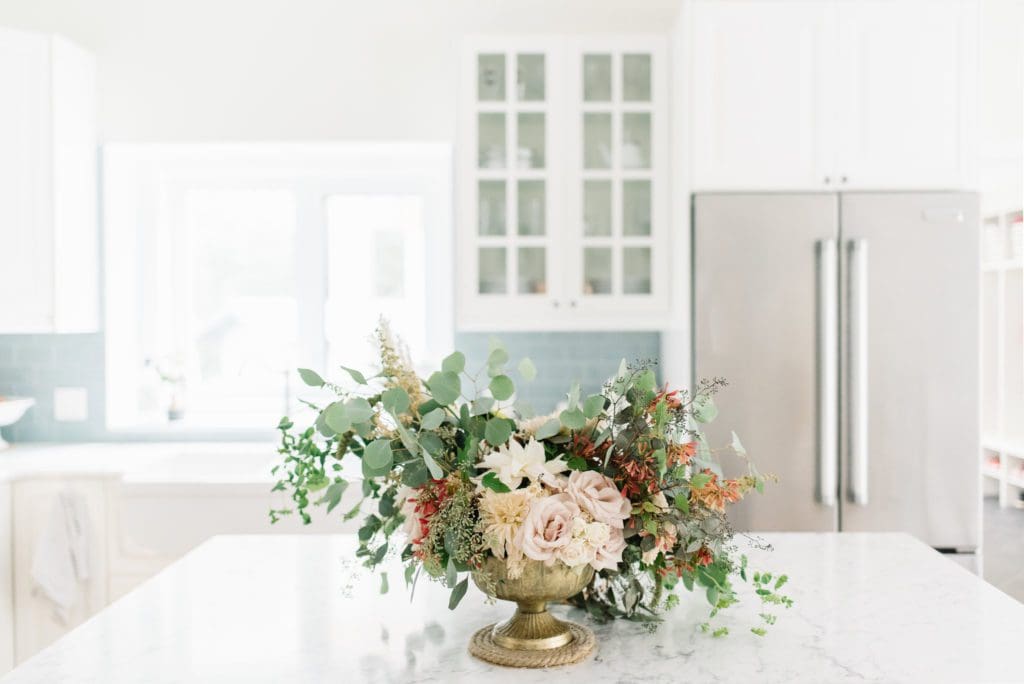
[4,532,1023,683]
[0,442,287,484]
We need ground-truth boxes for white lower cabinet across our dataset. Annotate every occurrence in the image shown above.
[2,476,361,672]
[11,478,111,665]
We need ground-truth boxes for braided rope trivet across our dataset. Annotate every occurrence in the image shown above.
[468,622,596,668]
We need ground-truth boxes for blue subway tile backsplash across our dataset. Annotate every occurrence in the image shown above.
[0,331,659,442]
[0,333,106,442]
[454,331,661,413]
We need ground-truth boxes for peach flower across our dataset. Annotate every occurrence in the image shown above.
[516,493,580,565]
[566,470,632,528]
[592,526,627,571]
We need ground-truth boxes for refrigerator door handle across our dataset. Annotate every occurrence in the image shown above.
[847,239,870,505]
[816,239,838,507]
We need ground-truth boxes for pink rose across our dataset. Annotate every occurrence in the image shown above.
[592,527,626,571]
[516,494,580,565]
[566,470,632,528]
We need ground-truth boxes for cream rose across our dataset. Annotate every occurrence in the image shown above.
[558,538,597,569]
[566,470,632,528]
[516,493,580,565]
[592,526,627,571]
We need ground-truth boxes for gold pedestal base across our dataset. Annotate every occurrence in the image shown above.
[468,619,596,668]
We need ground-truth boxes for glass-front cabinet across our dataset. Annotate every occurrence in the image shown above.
[459,37,668,330]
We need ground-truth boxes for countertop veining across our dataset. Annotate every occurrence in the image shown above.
[5,532,1023,683]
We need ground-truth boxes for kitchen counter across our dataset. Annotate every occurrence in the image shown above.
[4,532,1023,683]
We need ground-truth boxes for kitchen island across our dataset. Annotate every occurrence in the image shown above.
[4,533,1023,683]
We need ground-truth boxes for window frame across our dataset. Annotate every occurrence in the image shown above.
[102,142,453,437]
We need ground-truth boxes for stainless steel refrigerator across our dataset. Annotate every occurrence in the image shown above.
[692,192,980,568]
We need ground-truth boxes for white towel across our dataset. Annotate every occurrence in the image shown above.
[30,490,91,623]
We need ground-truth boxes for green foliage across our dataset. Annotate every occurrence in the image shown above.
[381,387,410,415]
[517,357,537,381]
[481,472,511,493]
[426,371,461,405]
[488,374,515,400]
[442,351,466,374]
[298,368,324,387]
[484,416,513,446]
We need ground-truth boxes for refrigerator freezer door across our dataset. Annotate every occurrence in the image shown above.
[693,193,840,532]
[839,192,980,550]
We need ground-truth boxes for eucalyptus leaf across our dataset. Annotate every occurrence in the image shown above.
[566,382,581,410]
[535,418,562,440]
[380,572,389,594]
[517,357,537,381]
[421,407,445,430]
[298,368,324,387]
[427,371,461,406]
[324,401,351,433]
[730,430,747,457]
[559,407,586,430]
[442,351,466,374]
[582,394,606,419]
[345,397,374,424]
[448,578,469,610]
[381,387,411,416]
[471,397,495,416]
[421,449,444,480]
[363,439,394,471]
[445,558,458,588]
[636,368,657,393]
[487,347,509,368]
[693,395,718,423]
[340,366,368,384]
[401,460,429,487]
[489,374,515,401]
[513,399,535,419]
[484,417,513,446]
[419,431,445,456]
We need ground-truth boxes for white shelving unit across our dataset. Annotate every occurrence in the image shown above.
[981,208,1024,508]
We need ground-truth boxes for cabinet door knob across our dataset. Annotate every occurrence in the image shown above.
[570,300,578,308]
[840,175,848,184]
[552,301,560,308]
[823,176,831,185]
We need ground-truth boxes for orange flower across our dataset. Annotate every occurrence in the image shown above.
[689,471,748,513]
[695,546,714,566]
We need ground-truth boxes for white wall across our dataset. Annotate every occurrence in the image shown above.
[0,0,679,143]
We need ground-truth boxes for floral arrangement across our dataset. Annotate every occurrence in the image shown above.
[271,323,791,635]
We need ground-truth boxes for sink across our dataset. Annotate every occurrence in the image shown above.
[0,397,35,449]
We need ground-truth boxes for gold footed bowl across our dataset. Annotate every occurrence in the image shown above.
[469,556,596,668]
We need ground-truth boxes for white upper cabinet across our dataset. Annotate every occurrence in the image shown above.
[691,1,834,189]
[834,1,969,189]
[458,36,669,331]
[689,0,975,191]
[0,28,98,333]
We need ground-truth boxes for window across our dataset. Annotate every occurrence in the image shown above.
[103,144,453,433]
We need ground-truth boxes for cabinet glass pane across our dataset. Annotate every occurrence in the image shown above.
[622,54,651,102]
[584,113,612,169]
[583,247,612,295]
[622,180,651,236]
[478,113,506,169]
[583,54,612,101]
[478,180,506,236]
[621,112,651,169]
[583,180,612,237]
[518,247,546,294]
[517,180,545,236]
[517,54,545,101]
[623,247,651,294]
[478,54,506,101]
[478,247,507,294]
[516,113,545,169]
